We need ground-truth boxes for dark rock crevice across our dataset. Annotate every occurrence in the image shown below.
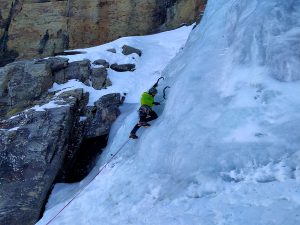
[0,0,22,67]
[153,0,178,26]
[38,30,50,55]
[61,134,109,183]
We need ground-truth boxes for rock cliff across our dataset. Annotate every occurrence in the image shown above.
[0,56,123,225]
[0,0,206,66]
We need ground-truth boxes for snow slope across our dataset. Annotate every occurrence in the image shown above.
[48,26,193,105]
[37,0,300,224]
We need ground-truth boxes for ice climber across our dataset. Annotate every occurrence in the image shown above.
[129,86,160,139]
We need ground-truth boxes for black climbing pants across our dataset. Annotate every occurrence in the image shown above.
[130,109,158,135]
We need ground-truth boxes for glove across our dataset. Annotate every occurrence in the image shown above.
[153,102,160,105]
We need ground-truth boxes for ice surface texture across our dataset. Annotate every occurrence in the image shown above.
[226,0,300,81]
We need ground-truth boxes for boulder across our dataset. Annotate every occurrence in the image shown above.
[122,45,142,56]
[94,93,122,109]
[53,59,91,84]
[92,59,109,68]
[105,78,112,88]
[54,51,86,56]
[84,93,122,138]
[90,67,108,90]
[106,48,117,54]
[52,69,66,84]
[47,57,69,71]
[0,60,55,118]
[35,57,69,72]
[3,61,53,107]
[58,89,89,111]
[110,63,136,72]
[0,61,25,98]
[64,59,91,82]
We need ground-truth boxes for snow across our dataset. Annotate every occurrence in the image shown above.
[0,127,19,132]
[8,127,19,131]
[79,116,87,122]
[37,0,300,225]
[31,100,68,112]
[48,25,193,106]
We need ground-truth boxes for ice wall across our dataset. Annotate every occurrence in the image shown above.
[143,0,300,179]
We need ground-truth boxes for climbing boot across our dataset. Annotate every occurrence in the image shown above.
[129,133,138,139]
[138,122,151,127]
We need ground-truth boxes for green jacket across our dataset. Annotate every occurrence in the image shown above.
[140,92,154,107]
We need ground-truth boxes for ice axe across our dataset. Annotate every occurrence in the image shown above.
[163,86,170,100]
[153,77,164,88]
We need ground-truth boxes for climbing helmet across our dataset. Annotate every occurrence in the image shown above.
[148,87,158,96]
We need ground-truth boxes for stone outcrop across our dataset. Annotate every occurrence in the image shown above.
[90,67,109,90]
[0,57,113,118]
[0,89,86,225]
[0,56,124,225]
[92,59,110,68]
[84,93,121,139]
[0,0,207,65]
[7,61,52,106]
[43,57,69,72]
[54,59,91,84]
[0,89,122,225]
[122,45,142,57]
[107,48,117,54]
[110,63,136,72]
[0,60,53,113]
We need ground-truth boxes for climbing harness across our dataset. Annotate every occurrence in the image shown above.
[163,86,170,100]
[139,105,152,116]
[45,139,130,225]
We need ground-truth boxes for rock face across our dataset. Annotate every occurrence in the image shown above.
[90,67,109,90]
[6,61,53,107]
[0,90,122,225]
[0,0,207,65]
[0,57,123,225]
[0,57,113,118]
[54,59,91,84]
[85,93,121,138]
[0,60,54,116]
[0,89,86,225]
